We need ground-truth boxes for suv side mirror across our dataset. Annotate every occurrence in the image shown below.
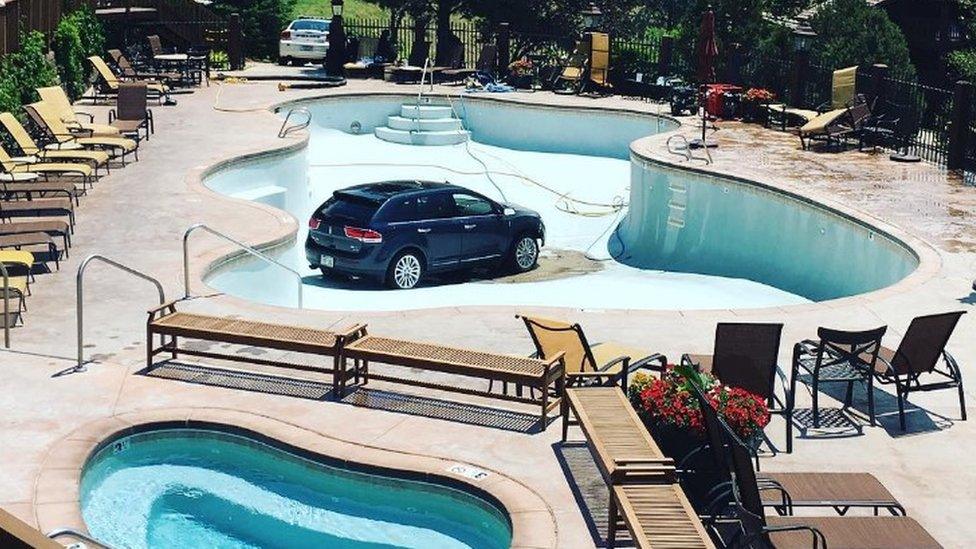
[502,207,516,216]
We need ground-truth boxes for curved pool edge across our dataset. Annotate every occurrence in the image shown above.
[32,408,557,549]
[184,90,941,315]
[627,131,942,311]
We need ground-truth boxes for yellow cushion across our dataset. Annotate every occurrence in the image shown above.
[12,162,92,176]
[80,122,121,136]
[0,276,28,294]
[799,108,848,136]
[76,136,138,152]
[591,341,656,371]
[0,250,34,269]
[40,149,110,164]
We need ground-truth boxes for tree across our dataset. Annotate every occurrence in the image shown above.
[210,0,297,60]
[809,0,916,78]
[947,0,976,82]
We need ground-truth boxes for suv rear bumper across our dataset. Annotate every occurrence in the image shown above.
[305,237,385,280]
[280,41,328,60]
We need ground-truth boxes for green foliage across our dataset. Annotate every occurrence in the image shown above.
[809,0,916,79]
[54,15,86,100]
[0,30,58,115]
[73,5,106,59]
[948,50,976,83]
[211,0,298,60]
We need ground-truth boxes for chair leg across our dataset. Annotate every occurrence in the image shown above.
[812,378,820,428]
[897,386,906,431]
[607,490,618,548]
[867,377,876,427]
[958,381,968,421]
[785,410,793,453]
[844,381,854,407]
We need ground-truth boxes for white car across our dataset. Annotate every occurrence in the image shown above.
[279,18,330,65]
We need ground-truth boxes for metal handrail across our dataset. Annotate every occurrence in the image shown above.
[47,527,111,548]
[182,224,303,309]
[1,262,10,348]
[76,255,166,372]
[666,134,693,161]
[277,107,311,138]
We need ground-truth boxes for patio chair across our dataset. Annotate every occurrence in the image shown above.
[799,96,873,150]
[0,113,110,176]
[441,44,497,83]
[87,56,169,104]
[1,250,32,327]
[0,196,75,229]
[24,101,139,164]
[108,49,181,86]
[872,311,967,430]
[516,314,666,390]
[0,143,93,191]
[682,322,794,453]
[389,40,433,83]
[108,83,154,141]
[35,86,120,136]
[0,232,62,270]
[552,38,590,94]
[726,431,941,549]
[792,325,887,428]
[343,37,381,78]
[583,32,611,94]
[767,65,858,129]
[688,383,905,519]
[0,220,71,255]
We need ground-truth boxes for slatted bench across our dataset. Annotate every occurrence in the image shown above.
[147,302,366,395]
[562,387,714,548]
[342,333,566,427]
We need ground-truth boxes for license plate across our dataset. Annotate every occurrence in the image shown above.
[300,45,314,51]
[321,255,334,268]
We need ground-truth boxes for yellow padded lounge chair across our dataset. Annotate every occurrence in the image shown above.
[1,252,31,327]
[36,86,120,136]
[87,56,169,103]
[0,113,110,175]
[799,97,871,150]
[517,314,666,389]
[0,143,93,188]
[586,32,611,92]
[769,65,859,128]
[24,101,138,163]
[553,39,590,94]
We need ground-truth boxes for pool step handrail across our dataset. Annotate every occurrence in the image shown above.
[47,527,111,548]
[1,262,11,349]
[666,134,712,165]
[415,57,435,117]
[182,223,303,309]
[76,255,166,373]
[277,107,311,138]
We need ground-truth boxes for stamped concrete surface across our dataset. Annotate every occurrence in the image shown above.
[1,72,974,548]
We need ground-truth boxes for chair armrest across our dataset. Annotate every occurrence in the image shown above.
[108,109,117,123]
[761,524,826,548]
[73,111,95,122]
[631,353,667,373]
[147,299,181,315]
[598,355,629,372]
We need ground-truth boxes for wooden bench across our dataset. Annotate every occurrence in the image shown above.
[342,333,566,427]
[562,387,714,548]
[147,302,366,395]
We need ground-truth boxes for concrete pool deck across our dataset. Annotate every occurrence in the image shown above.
[1,73,974,547]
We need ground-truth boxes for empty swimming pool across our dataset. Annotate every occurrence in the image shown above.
[81,429,512,548]
[201,94,918,311]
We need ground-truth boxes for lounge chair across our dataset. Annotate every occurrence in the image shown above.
[518,314,666,390]
[689,383,905,518]
[0,507,62,548]
[681,323,794,452]
[0,220,71,254]
[792,325,886,428]
[0,250,32,327]
[0,197,75,229]
[35,86,120,136]
[24,101,139,164]
[108,83,154,141]
[441,44,497,84]
[108,48,181,85]
[768,65,858,129]
[0,143,93,190]
[872,311,967,430]
[389,40,433,83]
[343,37,381,78]
[552,38,590,94]
[0,232,62,270]
[583,31,611,94]
[0,112,110,176]
[2,179,82,206]
[726,430,941,549]
[87,56,169,104]
[798,98,872,150]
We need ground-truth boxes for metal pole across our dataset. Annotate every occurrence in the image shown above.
[76,255,166,372]
[182,223,304,309]
[1,262,10,349]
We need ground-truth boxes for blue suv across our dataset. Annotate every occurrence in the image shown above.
[305,181,545,289]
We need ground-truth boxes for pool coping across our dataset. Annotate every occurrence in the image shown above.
[182,89,941,317]
[31,408,558,548]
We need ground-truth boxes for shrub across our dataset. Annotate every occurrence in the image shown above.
[210,0,297,60]
[54,15,86,100]
[810,0,916,79]
[0,29,58,114]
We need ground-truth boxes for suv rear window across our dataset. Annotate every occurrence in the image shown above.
[291,20,329,32]
[319,194,379,224]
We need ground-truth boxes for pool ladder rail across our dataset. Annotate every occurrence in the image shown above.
[277,107,311,138]
[666,134,712,165]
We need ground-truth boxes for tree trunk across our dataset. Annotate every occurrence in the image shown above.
[435,0,457,65]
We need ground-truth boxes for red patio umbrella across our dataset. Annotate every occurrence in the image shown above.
[697,10,719,84]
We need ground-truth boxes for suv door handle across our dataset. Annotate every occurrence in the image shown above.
[464,224,477,229]
[417,228,431,233]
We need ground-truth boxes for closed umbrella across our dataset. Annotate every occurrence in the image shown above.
[697,10,719,83]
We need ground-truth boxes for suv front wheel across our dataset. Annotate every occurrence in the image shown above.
[386,251,424,289]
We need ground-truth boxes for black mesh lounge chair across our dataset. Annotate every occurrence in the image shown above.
[442,44,497,83]
[108,49,181,86]
[682,323,794,452]
[872,312,967,430]
[688,384,905,520]
[0,220,71,255]
[726,433,941,549]
[792,326,886,428]
[389,41,432,83]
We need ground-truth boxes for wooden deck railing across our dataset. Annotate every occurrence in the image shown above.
[0,0,63,56]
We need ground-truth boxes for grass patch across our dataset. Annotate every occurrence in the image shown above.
[290,0,388,21]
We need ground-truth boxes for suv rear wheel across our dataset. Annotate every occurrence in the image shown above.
[386,251,424,289]
[509,234,539,273]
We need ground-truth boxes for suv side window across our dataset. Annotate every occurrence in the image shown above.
[452,193,495,216]
[382,197,416,222]
[416,192,455,220]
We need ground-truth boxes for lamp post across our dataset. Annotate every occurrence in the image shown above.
[581,3,603,32]
[324,0,346,77]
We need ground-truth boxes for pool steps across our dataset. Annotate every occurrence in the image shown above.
[374,103,470,146]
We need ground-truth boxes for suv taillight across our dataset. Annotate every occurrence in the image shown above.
[344,226,383,243]
[308,217,320,230]
[280,30,291,40]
